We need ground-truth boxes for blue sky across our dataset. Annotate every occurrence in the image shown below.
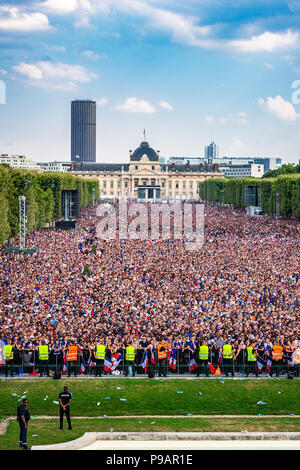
[0,0,300,163]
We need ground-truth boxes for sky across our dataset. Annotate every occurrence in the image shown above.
[0,0,300,163]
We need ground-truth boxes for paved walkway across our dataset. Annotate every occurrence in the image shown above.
[82,439,300,451]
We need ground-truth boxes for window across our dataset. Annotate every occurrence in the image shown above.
[135,166,138,170]
[152,166,155,170]
[110,181,114,188]
[125,182,128,188]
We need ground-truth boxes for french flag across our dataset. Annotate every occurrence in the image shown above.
[168,351,177,370]
[189,358,197,372]
[150,350,155,365]
[104,356,112,373]
[62,353,67,375]
[141,351,148,372]
[257,356,266,373]
[208,362,216,374]
[80,357,86,374]
[266,357,272,371]
[111,353,123,372]
[218,350,222,363]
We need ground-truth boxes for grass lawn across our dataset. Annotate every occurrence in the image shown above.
[1,378,300,418]
[1,417,300,450]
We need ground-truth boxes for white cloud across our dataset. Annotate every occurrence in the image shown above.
[228,29,300,53]
[0,69,7,75]
[258,95,300,121]
[97,97,109,106]
[115,97,156,114]
[159,100,173,111]
[264,63,274,70]
[204,112,248,126]
[13,61,98,91]
[0,6,51,32]
[40,0,79,14]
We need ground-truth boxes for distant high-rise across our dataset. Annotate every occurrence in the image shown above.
[204,141,219,161]
[71,100,96,162]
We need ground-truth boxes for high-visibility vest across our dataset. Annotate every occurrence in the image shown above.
[247,347,256,362]
[95,344,106,360]
[66,345,78,362]
[222,344,233,359]
[125,346,135,361]
[199,345,209,360]
[157,344,167,359]
[292,348,300,364]
[4,345,13,361]
[39,345,49,361]
[272,345,283,361]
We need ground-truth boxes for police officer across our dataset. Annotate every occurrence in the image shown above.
[17,398,30,450]
[59,386,72,430]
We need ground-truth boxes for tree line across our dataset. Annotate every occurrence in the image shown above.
[199,174,300,218]
[0,165,99,246]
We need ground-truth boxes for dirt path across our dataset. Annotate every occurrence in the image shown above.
[5,414,300,420]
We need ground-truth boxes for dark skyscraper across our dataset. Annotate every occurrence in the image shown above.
[71,100,96,162]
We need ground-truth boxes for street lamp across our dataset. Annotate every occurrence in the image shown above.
[24,178,30,250]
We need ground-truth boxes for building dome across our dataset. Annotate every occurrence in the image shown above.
[131,141,159,162]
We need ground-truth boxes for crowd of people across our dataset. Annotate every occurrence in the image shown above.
[0,201,299,377]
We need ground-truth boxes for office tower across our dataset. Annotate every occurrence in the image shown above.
[71,100,96,162]
[204,141,219,160]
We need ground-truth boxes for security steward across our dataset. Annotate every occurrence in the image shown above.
[4,340,14,377]
[66,342,78,377]
[17,398,30,450]
[38,341,49,377]
[125,340,136,377]
[59,386,72,430]
[94,338,106,377]
[271,340,284,377]
[197,340,209,377]
[221,339,235,376]
[157,338,168,377]
[246,342,258,377]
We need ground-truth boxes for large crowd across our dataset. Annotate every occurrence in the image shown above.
[0,202,299,377]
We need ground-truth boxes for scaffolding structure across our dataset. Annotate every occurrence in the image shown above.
[19,196,26,250]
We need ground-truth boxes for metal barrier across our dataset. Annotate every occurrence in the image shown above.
[0,349,299,378]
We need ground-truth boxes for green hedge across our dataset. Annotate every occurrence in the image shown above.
[0,165,99,245]
[199,174,300,218]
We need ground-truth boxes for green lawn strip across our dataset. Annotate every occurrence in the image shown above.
[1,417,300,450]
[1,379,299,417]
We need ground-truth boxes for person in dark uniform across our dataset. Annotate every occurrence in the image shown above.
[59,386,72,430]
[17,398,30,450]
